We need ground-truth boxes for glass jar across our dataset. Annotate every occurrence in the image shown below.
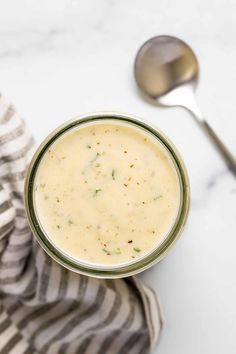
[24,112,190,278]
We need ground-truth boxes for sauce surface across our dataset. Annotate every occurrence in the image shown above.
[34,121,180,265]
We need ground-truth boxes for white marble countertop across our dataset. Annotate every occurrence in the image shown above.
[1,0,236,353]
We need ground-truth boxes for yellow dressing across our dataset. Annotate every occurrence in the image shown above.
[34,121,180,265]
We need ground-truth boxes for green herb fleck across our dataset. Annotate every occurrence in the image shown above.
[68,219,73,225]
[153,195,163,201]
[90,152,100,164]
[40,183,46,188]
[44,196,49,200]
[95,163,100,168]
[112,169,116,180]
[130,164,134,168]
[102,248,111,255]
[115,248,122,254]
[133,247,141,253]
[57,225,60,229]
[94,188,102,196]
[86,144,92,149]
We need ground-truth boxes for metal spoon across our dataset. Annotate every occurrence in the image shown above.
[134,35,236,177]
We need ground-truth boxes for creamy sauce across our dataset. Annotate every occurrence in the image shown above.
[34,121,180,265]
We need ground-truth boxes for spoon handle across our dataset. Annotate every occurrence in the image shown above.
[200,120,236,177]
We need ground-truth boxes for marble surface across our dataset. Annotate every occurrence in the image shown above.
[0,0,236,353]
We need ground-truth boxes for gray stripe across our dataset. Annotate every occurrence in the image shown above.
[0,104,14,123]
[6,239,31,252]
[18,303,60,330]
[0,220,15,238]
[0,136,34,165]
[75,336,92,354]
[0,200,12,214]
[0,184,3,190]
[22,347,36,354]
[13,226,31,236]
[1,169,27,183]
[39,255,52,303]
[41,281,105,353]
[117,324,146,354]
[0,240,7,254]
[75,284,122,353]
[97,287,136,354]
[10,190,22,199]
[30,302,77,345]
[0,121,26,146]
[21,270,37,300]
[58,342,70,354]
[6,301,22,316]
[0,256,25,270]
[0,317,11,333]
[57,268,69,299]
[31,276,88,344]
[137,336,150,354]
[15,208,27,218]
[0,272,23,285]
[104,279,116,290]
[0,332,22,354]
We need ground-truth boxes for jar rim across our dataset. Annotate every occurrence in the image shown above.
[24,111,190,278]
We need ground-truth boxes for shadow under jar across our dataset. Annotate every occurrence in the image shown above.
[25,112,190,278]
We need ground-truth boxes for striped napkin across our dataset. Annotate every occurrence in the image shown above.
[0,95,162,354]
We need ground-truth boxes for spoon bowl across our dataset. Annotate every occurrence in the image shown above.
[135,35,199,101]
[134,35,236,176]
